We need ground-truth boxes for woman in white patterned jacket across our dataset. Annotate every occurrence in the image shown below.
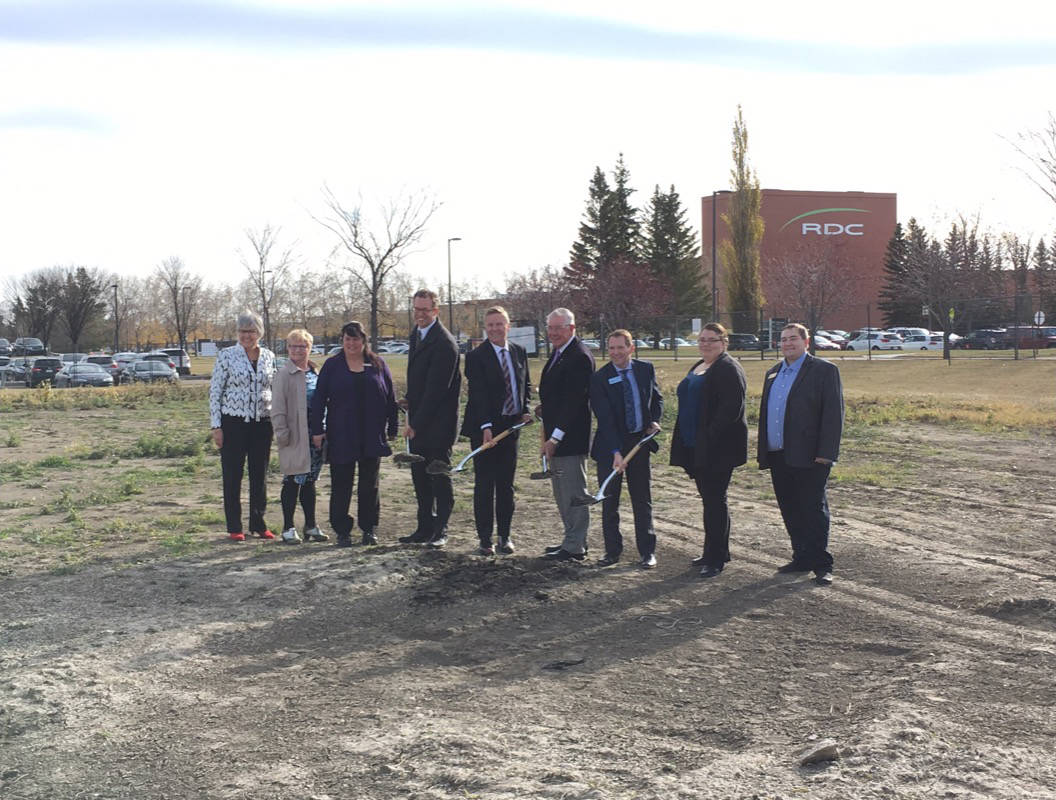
[209,310,277,542]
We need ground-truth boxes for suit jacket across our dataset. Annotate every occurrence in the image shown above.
[460,340,532,445]
[538,336,595,456]
[669,352,748,475]
[406,321,462,449]
[589,359,663,462]
[757,353,844,469]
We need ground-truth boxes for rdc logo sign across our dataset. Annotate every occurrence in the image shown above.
[780,207,871,237]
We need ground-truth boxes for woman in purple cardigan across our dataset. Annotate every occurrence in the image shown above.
[311,321,399,547]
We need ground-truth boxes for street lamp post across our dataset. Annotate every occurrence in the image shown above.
[447,237,461,335]
[111,283,119,353]
[711,190,732,323]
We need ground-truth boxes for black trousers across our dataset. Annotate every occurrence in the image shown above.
[329,458,381,536]
[693,468,734,568]
[280,477,317,531]
[220,415,273,534]
[409,442,454,536]
[767,449,834,572]
[471,428,519,543]
[596,432,655,559]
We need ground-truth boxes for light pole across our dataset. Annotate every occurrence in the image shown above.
[711,190,733,323]
[447,237,461,335]
[111,283,119,353]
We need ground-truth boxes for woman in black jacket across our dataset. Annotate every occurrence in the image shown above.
[669,323,748,578]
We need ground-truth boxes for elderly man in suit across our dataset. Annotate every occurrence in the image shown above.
[589,329,663,568]
[758,322,844,586]
[398,289,462,548]
[461,305,533,556]
[537,307,596,561]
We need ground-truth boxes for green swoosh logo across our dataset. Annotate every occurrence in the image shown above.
[780,207,871,232]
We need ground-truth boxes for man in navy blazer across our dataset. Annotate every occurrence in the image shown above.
[461,305,533,555]
[399,289,462,548]
[537,307,596,561]
[589,329,663,568]
[757,323,844,585]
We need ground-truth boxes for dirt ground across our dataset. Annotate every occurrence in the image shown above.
[2,397,1055,799]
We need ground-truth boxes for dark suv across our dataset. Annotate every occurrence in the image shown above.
[13,337,45,356]
[0,338,10,355]
[728,333,762,350]
[28,356,63,387]
[956,329,1009,350]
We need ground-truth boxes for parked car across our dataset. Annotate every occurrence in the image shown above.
[580,338,602,350]
[54,363,115,388]
[0,338,11,355]
[888,327,929,340]
[377,341,409,354]
[3,357,33,384]
[160,348,192,375]
[124,360,178,384]
[311,345,325,354]
[904,334,945,351]
[60,352,88,365]
[955,329,1009,350]
[327,345,344,356]
[845,332,903,351]
[142,352,178,370]
[727,333,762,350]
[12,337,45,356]
[811,334,841,351]
[815,330,848,349]
[659,337,692,350]
[28,356,64,387]
[85,354,122,381]
[633,339,652,350]
[1000,326,1056,349]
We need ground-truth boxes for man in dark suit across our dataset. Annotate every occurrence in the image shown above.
[757,322,844,585]
[589,329,663,568]
[398,289,462,548]
[537,307,595,561]
[461,305,533,556]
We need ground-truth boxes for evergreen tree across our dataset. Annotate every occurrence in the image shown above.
[566,155,642,290]
[642,184,709,315]
[567,166,610,285]
[878,222,915,326]
[1034,237,1056,319]
[603,153,641,264]
[718,106,764,331]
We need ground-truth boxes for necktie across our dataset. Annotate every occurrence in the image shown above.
[620,368,639,432]
[500,349,516,415]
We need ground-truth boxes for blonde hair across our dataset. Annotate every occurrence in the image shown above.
[484,305,510,322]
[286,328,314,347]
[607,329,633,347]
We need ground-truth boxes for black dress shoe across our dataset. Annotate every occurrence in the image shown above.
[596,554,620,567]
[496,537,514,554]
[335,533,353,548]
[541,548,585,562]
[776,560,811,574]
[638,554,657,569]
[814,571,833,586]
[545,543,587,556]
[691,555,707,566]
[398,529,432,544]
[699,564,723,578]
[478,543,495,556]
[361,529,378,546]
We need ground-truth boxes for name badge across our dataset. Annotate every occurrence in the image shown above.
[767,372,777,380]
[608,376,622,384]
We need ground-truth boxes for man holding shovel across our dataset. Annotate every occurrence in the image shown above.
[398,289,461,548]
[460,306,533,556]
[588,329,663,568]
[537,307,596,562]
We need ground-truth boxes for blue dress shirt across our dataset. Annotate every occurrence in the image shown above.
[766,352,806,452]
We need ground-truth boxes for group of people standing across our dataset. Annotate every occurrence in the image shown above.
[209,297,844,585]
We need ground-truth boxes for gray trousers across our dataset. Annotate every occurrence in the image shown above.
[550,454,590,555]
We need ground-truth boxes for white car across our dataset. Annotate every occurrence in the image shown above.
[815,330,848,348]
[845,332,903,351]
[904,334,945,351]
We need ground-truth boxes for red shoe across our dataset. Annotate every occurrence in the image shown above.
[229,532,246,542]
[254,530,275,540]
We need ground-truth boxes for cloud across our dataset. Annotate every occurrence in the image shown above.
[0,108,112,132]
[0,1,1052,75]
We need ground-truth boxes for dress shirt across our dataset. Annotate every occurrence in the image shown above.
[617,364,643,440]
[480,342,519,429]
[416,318,437,341]
[766,352,806,451]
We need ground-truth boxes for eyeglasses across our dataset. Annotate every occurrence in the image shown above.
[287,344,308,350]
[698,338,724,344]
[237,329,258,335]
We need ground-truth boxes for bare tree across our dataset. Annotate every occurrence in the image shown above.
[11,267,64,349]
[1009,112,1056,206]
[56,266,108,352]
[154,257,203,354]
[312,186,440,346]
[240,225,295,349]
[766,239,855,350]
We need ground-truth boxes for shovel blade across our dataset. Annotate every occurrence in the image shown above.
[571,494,603,506]
[393,453,424,464]
[425,459,453,475]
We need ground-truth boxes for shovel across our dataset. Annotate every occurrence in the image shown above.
[426,419,533,475]
[529,454,562,480]
[572,429,660,506]
[392,408,424,466]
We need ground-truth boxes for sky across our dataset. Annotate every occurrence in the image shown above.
[2,0,1056,296]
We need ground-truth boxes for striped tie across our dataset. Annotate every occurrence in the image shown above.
[500,349,516,415]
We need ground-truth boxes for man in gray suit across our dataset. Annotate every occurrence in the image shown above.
[536,308,596,561]
[757,323,844,586]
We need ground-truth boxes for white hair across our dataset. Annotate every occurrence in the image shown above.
[546,307,575,327]
[236,310,264,336]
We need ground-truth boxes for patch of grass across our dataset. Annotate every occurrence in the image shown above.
[156,531,210,557]
[125,432,203,459]
[37,455,73,469]
[4,429,21,447]
[830,461,910,488]
[40,487,76,515]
